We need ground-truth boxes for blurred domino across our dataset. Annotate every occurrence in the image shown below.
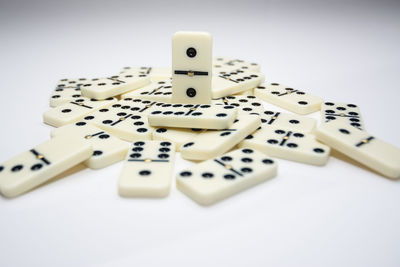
[321,102,364,130]
[81,73,150,100]
[152,127,202,151]
[82,106,153,142]
[213,57,261,72]
[51,122,129,169]
[180,114,261,160]
[254,83,323,115]
[118,141,175,197]
[50,78,88,107]
[212,69,264,98]
[43,97,117,127]
[212,95,264,114]
[177,148,277,206]
[172,31,212,104]
[259,110,316,133]
[122,80,173,103]
[148,103,237,130]
[316,120,400,179]
[116,98,159,116]
[120,66,171,82]
[234,89,254,96]
[240,127,330,166]
[0,135,92,198]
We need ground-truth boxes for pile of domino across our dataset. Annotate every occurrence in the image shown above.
[0,31,399,205]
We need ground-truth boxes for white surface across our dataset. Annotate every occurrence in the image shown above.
[0,0,400,266]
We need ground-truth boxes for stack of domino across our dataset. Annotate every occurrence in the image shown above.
[0,31,399,206]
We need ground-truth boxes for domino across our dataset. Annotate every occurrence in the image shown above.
[117,98,159,116]
[234,89,254,96]
[0,135,92,198]
[259,110,316,133]
[81,73,151,100]
[172,31,212,104]
[120,66,171,82]
[321,102,364,130]
[152,127,201,151]
[118,141,175,197]
[315,120,400,179]
[50,78,87,107]
[213,57,261,72]
[81,105,153,142]
[43,97,117,127]
[177,148,277,206]
[51,122,129,169]
[212,95,264,114]
[212,69,265,99]
[240,127,330,166]
[254,83,323,115]
[180,114,261,161]
[148,103,237,130]
[122,80,173,103]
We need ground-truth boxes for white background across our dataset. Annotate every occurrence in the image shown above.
[0,0,399,266]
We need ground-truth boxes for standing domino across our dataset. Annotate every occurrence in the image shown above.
[316,120,400,179]
[240,127,330,166]
[321,102,364,130]
[180,114,261,161]
[254,83,323,115]
[172,31,212,104]
[118,141,175,197]
[0,135,93,198]
[51,122,129,169]
[177,148,277,206]
[148,103,237,130]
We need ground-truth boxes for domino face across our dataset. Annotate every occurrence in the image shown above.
[180,114,261,161]
[51,122,129,169]
[82,105,153,142]
[120,66,171,82]
[80,74,151,100]
[177,148,277,206]
[122,80,173,103]
[172,31,212,104]
[148,103,237,130]
[43,97,117,127]
[0,135,92,198]
[116,98,160,116]
[212,95,264,114]
[254,83,323,115]
[213,57,261,72]
[118,141,175,198]
[321,102,364,130]
[259,110,316,133]
[212,69,265,99]
[50,78,88,107]
[152,127,201,151]
[316,120,400,179]
[240,127,330,166]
